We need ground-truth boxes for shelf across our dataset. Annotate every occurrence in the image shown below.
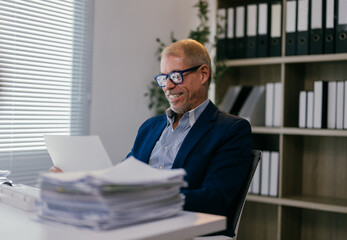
[252,126,347,137]
[223,53,347,67]
[247,195,347,214]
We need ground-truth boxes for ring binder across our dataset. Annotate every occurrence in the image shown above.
[296,0,309,55]
[285,0,297,56]
[335,0,347,53]
[270,0,282,57]
[309,0,324,54]
[227,7,235,59]
[324,0,335,53]
[246,4,257,58]
[235,5,246,59]
[257,1,269,57]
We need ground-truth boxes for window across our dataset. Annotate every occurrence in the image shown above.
[0,0,94,186]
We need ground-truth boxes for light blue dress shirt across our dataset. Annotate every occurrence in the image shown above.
[148,99,210,169]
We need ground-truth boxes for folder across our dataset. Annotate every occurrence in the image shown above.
[216,8,227,60]
[265,82,274,127]
[257,1,269,57]
[226,7,235,59]
[335,0,347,53]
[273,82,282,127]
[324,0,335,53]
[269,151,279,197]
[260,150,270,196]
[299,91,307,128]
[336,81,344,129]
[285,0,297,56]
[235,5,246,59]
[313,81,328,129]
[270,0,282,56]
[306,91,314,128]
[309,0,324,54]
[327,81,337,129]
[251,159,261,194]
[296,0,309,55]
[246,4,257,58]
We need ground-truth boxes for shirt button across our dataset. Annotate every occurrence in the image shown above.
[164,146,168,150]
[159,166,163,169]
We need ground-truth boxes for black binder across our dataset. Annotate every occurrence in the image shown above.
[269,0,282,57]
[296,0,309,55]
[285,0,297,56]
[246,3,258,58]
[309,0,324,54]
[226,7,235,59]
[335,0,347,53]
[216,8,227,60]
[257,0,269,57]
[323,0,335,53]
[235,4,246,59]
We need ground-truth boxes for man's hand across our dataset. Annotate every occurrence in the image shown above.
[49,166,63,173]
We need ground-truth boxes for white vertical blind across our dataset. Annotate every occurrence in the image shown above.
[0,0,94,186]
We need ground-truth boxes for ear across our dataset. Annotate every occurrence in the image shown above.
[199,64,210,85]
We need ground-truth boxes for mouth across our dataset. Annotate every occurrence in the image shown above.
[167,92,183,101]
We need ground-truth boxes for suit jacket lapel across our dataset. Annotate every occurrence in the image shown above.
[172,102,218,169]
[142,115,167,163]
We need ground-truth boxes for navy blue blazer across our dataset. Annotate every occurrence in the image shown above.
[127,101,252,236]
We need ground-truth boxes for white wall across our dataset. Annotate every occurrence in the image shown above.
[90,0,216,164]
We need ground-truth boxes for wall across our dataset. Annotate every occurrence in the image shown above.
[90,0,216,164]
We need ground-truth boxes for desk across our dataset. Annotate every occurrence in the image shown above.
[0,202,226,240]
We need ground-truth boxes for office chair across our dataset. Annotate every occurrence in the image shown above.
[194,150,262,240]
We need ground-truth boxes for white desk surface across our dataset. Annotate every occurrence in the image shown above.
[0,202,226,240]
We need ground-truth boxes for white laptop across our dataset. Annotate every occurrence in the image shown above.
[44,135,113,172]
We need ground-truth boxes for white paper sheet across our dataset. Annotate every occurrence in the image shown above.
[41,156,186,185]
[44,135,113,172]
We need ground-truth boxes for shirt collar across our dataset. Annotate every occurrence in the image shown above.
[165,99,210,127]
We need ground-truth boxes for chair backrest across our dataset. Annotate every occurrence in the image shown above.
[229,150,262,238]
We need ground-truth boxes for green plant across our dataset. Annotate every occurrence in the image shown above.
[145,0,226,115]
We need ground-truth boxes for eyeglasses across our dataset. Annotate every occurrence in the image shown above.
[154,65,202,87]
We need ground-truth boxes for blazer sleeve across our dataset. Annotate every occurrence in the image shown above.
[180,118,252,216]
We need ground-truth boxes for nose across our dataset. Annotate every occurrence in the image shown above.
[163,76,175,90]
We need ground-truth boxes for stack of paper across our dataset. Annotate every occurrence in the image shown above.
[38,157,186,230]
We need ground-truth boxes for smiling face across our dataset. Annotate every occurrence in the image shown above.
[160,52,209,117]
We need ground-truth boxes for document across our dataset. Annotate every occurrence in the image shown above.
[44,135,113,172]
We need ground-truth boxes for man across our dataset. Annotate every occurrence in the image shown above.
[126,39,252,237]
[51,39,252,237]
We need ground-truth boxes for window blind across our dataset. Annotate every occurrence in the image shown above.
[0,0,94,186]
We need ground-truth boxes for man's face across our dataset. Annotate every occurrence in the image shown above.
[160,54,207,115]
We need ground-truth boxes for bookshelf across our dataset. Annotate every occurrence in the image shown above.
[216,0,347,240]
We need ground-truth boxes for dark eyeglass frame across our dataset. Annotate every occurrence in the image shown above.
[154,65,202,87]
